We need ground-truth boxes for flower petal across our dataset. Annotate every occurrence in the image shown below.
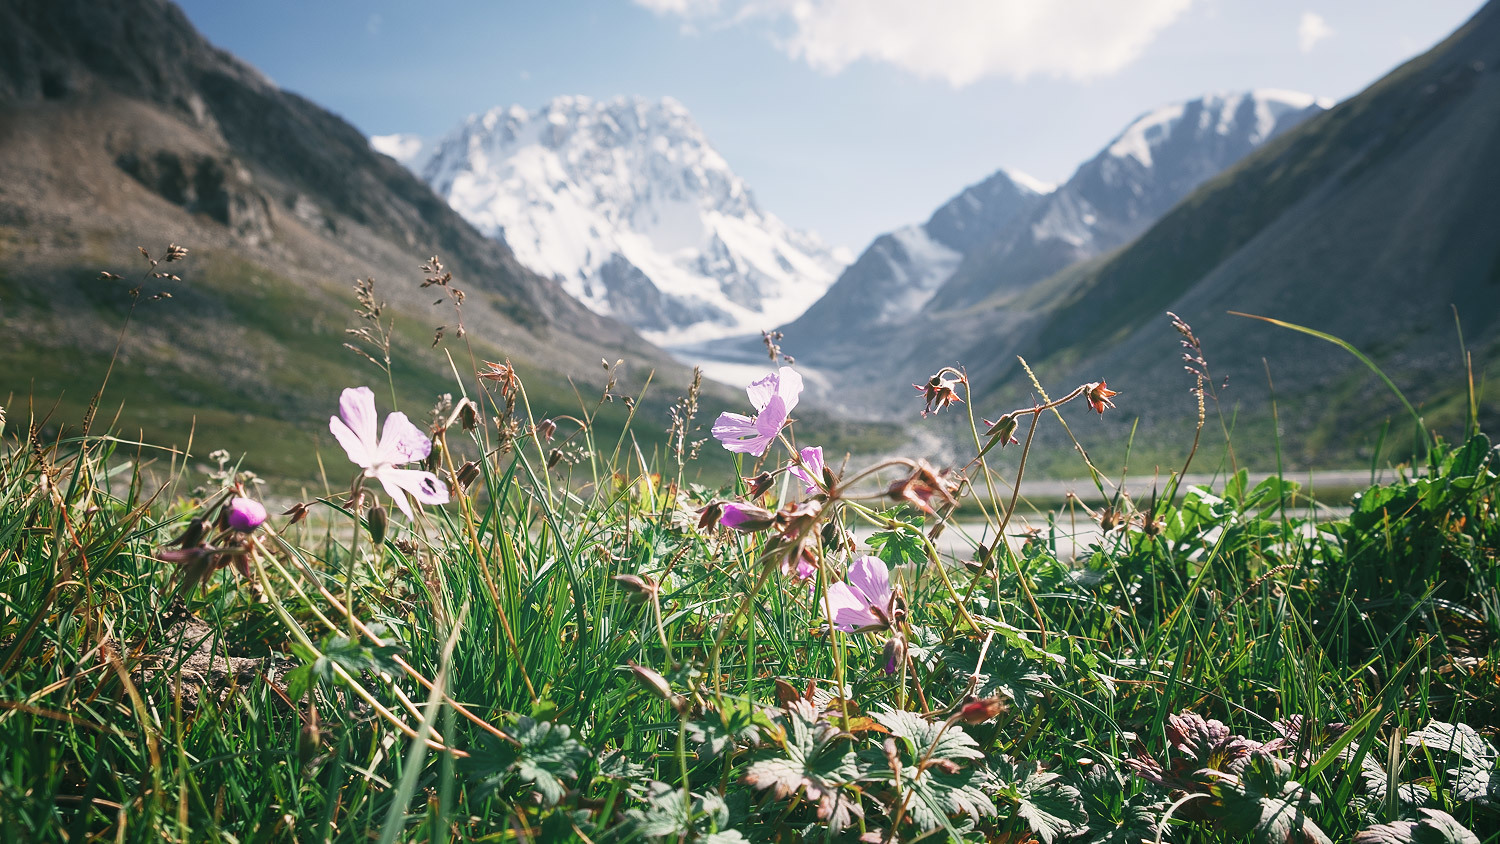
[711,411,774,456]
[775,367,803,414]
[745,371,779,414]
[339,387,379,451]
[846,555,890,607]
[330,415,374,468]
[790,446,824,494]
[378,473,416,519]
[377,467,449,519]
[753,395,789,438]
[825,582,875,632]
[377,411,431,465]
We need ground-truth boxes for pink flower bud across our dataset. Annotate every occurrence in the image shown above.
[226,497,268,532]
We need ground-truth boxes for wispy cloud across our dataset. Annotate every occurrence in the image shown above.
[634,0,1196,86]
[1298,11,1333,53]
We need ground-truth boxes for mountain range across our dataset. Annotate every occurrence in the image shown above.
[777,90,1328,374]
[0,0,752,480]
[895,2,1500,466]
[381,96,849,346]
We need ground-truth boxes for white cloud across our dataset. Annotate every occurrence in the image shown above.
[634,0,1196,86]
[1298,11,1333,53]
[636,0,722,13]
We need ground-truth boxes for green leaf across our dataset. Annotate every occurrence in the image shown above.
[462,717,589,808]
[1210,755,1330,844]
[1405,722,1495,767]
[898,767,996,834]
[743,700,862,832]
[1443,433,1490,479]
[874,707,984,765]
[624,781,747,842]
[986,757,1087,844]
[283,626,407,702]
[1406,720,1497,805]
[1353,808,1480,844]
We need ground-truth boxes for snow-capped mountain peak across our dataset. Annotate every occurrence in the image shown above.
[1105,89,1329,169]
[403,95,847,345]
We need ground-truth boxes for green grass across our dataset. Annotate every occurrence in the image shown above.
[1,325,1497,843]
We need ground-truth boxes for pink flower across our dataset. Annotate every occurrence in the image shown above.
[719,501,776,532]
[330,387,450,518]
[226,497,268,532]
[789,446,824,495]
[710,367,803,457]
[826,555,898,633]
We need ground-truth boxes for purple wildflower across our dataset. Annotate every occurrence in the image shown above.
[825,555,897,632]
[793,546,817,581]
[719,501,776,532]
[788,446,824,495]
[226,497,268,532]
[710,367,803,457]
[330,387,450,518]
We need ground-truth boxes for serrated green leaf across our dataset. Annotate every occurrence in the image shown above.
[1211,756,1330,844]
[874,707,984,764]
[743,700,861,831]
[1353,808,1480,844]
[985,757,1087,844]
[1406,722,1495,767]
[462,717,588,808]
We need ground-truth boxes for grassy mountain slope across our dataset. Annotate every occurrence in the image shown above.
[913,2,1500,469]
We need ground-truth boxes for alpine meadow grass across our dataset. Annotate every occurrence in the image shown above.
[0,250,1496,843]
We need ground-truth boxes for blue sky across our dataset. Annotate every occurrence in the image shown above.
[175,0,1486,252]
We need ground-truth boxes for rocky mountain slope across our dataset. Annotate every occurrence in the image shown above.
[778,169,1048,365]
[399,96,848,346]
[929,90,1329,311]
[930,3,1500,466]
[0,0,701,479]
[777,91,1325,381]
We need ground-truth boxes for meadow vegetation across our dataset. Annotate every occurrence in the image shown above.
[0,247,1496,843]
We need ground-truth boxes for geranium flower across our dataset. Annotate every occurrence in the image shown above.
[711,367,803,457]
[330,387,449,518]
[825,555,898,632]
[788,446,824,495]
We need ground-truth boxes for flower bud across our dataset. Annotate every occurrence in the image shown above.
[282,502,312,526]
[547,448,564,469]
[366,503,388,547]
[742,471,774,497]
[612,573,658,602]
[957,696,1006,725]
[983,413,1020,447]
[881,634,906,676]
[226,497,268,532]
[169,516,207,548]
[718,501,777,532]
[914,369,966,417]
[1083,381,1119,415]
[454,460,480,490]
[536,418,557,441]
[696,501,725,531]
[626,661,686,712]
